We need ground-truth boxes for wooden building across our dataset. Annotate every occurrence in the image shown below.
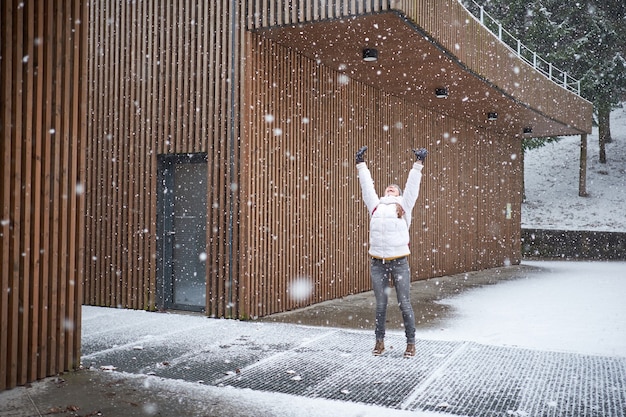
[1,0,592,390]
[1,0,87,391]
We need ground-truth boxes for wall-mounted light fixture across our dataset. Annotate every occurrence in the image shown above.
[523,127,533,134]
[435,87,448,98]
[362,48,378,62]
[487,112,498,121]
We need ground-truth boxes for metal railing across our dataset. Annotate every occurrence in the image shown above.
[460,0,581,96]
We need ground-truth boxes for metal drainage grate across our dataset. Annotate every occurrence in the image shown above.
[82,319,626,417]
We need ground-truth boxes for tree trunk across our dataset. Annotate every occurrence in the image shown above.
[604,110,613,143]
[601,107,612,143]
[598,104,611,163]
[579,134,588,197]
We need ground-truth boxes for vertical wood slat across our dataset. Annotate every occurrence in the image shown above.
[120,0,130,307]
[231,0,245,318]
[66,0,77,368]
[105,0,115,306]
[224,0,235,317]
[112,0,122,306]
[136,0,146,308]
[28,1,42,382]
[38,0,54,377]
[83,0,93,306]
[15,0,29,385]
[0,1,13,390]
[72,0,87,369]
[239,30,251,319]
[59,0,73,371]
[48,2,63,374]
[9,0,24,382]
[0,0,86,391]
[216,1,227,316]
[126,0,135,308]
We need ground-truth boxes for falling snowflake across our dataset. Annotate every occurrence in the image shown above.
[288,276,313,302]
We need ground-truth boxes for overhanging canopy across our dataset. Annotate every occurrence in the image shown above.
[252,10,592,138]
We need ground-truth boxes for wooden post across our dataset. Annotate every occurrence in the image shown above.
[579,133,588,197]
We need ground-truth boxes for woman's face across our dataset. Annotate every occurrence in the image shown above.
[384,185,400,196]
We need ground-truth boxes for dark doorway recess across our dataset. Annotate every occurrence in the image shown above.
[157,153,208,312]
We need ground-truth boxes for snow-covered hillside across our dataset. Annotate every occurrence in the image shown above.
[522,104,626,232]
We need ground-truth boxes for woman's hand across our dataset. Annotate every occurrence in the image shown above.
[413,148,428,162]
[355,146,368,164]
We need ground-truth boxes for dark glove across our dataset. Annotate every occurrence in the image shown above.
[355,146,368,164]
[413,148,428,162]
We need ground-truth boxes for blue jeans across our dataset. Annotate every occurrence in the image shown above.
[370,257,416,344]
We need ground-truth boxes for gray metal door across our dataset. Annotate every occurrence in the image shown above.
[157,153,208,311]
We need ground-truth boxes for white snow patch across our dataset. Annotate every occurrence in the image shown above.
[417,261,626,357]
[523,104,626,232]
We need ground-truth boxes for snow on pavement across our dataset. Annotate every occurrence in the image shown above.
[78,260,626,417]
[114,372,449,417]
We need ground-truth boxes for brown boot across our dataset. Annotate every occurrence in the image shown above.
[373,340,385,356]
[404,343,415,358]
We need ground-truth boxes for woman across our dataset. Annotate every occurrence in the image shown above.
[355,145,427,358]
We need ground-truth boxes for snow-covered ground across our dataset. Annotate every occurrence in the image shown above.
[70,260,625,417]
[417,260,626,358]
[522,104,626,232]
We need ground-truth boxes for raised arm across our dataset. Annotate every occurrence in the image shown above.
[355,146,380,214]
[401,148,428,226]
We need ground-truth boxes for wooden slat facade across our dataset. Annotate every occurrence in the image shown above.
[0,0,87,391]
[84,1,245,317]
[238,34,522,318]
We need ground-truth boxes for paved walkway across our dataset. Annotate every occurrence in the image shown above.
[2,264,626,416]
[4,306,623,417]
[79,309,626,417]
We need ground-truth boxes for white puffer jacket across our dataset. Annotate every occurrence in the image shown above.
[357,161,423,260]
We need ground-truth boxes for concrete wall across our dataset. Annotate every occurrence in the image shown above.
[522,229,626,260]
